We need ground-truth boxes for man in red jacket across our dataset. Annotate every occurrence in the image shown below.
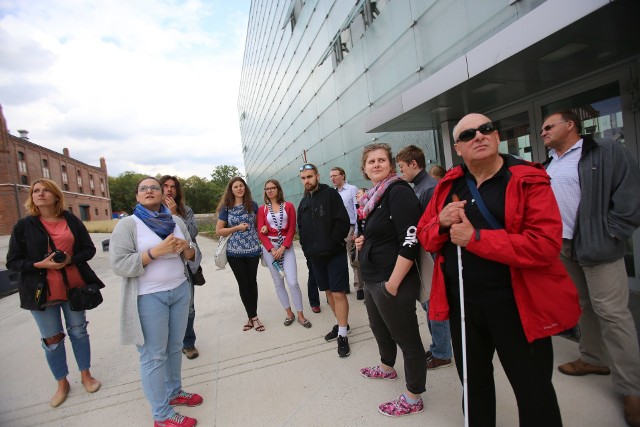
[417,113,580,426]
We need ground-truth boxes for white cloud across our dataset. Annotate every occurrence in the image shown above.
[0,0,249,179]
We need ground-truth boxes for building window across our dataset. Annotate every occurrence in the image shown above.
[20,175,28,185]
[100,178,105,191]
[105,209,108,216]
[17,151,27,174]
[282,0,304,32]
[42,159,50,178]
[77,170,83,192]
[61,165,68,183]
[95,208,98,216]
[68,206,73,213]
[63,183,69,191]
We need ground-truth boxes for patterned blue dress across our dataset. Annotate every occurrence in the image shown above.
[219,202,261,258]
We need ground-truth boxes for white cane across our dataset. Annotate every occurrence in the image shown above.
[457,244,469,427]
[452,195,469,427]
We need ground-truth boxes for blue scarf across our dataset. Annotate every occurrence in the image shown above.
[133,203,176,239]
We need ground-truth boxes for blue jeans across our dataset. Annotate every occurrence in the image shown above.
[422,300,453,359]
[31,301,91,380]
[183,283,196,348]
[137,280,190,421]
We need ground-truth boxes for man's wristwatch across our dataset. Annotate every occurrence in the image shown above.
[189,241,196,250]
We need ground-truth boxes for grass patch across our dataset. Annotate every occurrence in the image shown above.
[84,220,117,233]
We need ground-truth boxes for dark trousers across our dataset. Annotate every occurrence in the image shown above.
[306,258,320,307]
[228,256,260,318]
[447,292,562,427]
[364,277,426,394]
[183,282,196,348]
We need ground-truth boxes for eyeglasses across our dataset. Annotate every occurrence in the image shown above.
[138,185,162,193]
[299,164,316,172]
[456,122,496,142]
[265,187,277,192]
[540,121,569,135]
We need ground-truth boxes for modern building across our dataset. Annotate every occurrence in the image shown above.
[0,105,111,235]
[237,0,640,290]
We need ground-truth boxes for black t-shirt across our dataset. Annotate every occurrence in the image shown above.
[442,160,513,304]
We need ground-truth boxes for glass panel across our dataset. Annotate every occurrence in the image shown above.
[541,82,634,278]
[493,111,532,161]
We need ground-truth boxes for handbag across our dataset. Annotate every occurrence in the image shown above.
[67,283,104,311]
[214,235,229,268]
[188,265,206,286]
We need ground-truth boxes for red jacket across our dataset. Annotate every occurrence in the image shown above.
[257,202,297,251]
[417,161,580,343]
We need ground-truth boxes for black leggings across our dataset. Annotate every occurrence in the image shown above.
[228,256,260,318]
[447,293,562,427]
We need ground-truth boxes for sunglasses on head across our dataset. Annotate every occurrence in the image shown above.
[456,122,496,142]
[299,164,316,172]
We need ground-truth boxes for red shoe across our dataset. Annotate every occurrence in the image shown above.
[154,412,197,427]
[169,390,203,407]
[311,306,321,313]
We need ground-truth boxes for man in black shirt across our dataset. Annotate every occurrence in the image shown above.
[298,164,352,357]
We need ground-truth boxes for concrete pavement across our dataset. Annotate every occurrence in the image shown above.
[0,233,627,426]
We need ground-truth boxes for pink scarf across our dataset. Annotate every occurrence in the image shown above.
[357,173,403,220]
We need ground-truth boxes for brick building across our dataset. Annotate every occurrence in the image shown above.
[0,105,111,235]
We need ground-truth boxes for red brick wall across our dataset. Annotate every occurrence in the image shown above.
[0,135,112,235]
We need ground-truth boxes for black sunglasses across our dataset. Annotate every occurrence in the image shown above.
[457,122,496,142]
[299,164,316,172]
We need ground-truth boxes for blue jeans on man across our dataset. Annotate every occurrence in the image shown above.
[183,283,196,349]
[422,300,452,360]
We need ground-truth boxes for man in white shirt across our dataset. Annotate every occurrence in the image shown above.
[330,167,364,300]
[542,110,640,427]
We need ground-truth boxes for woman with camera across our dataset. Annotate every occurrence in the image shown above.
[110,177,202,427]
[6,178,103,408]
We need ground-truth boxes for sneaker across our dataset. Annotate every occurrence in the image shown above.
[337,335,351,357]
[154,412,197,427]
[356,290,364,300]
[311,306,321,314]
[378,394,424,417]
[360,366,397,380]
[182,347,199,360]
[324,324,351,341]
[169,390,203,407]
[426,352,452,370]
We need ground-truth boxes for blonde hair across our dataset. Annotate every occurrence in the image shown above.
[25,178,66,217]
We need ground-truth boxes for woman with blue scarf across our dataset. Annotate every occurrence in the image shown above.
[110,177,203,427]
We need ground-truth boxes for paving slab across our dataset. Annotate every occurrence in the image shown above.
[0,233,626,426]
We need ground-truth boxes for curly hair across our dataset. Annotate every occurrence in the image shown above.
[217,176,255,214]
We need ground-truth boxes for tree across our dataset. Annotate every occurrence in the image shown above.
[209,165,243,211]
[109,171,147,214]
[182,176,216,214]
[210,165,242,187]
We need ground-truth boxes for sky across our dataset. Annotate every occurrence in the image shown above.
[0,0,251,179]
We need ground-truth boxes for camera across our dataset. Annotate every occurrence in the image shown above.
[48,250,67,263]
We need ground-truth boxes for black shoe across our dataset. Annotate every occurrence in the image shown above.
[345,288,351,294]
[337,335,351,357]
[325,324,350,341]
[356,290,364,300]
